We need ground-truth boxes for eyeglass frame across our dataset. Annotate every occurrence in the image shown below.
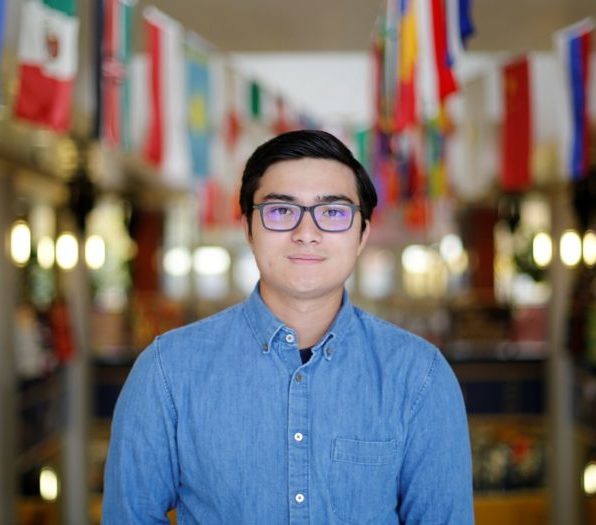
[252,201,361,233]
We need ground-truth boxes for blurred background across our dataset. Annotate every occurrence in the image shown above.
[0,0,595,523]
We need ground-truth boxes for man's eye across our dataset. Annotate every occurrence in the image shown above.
[268,206,294,216]
[322,206,348,218]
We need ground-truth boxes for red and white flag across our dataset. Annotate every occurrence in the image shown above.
[14,0,79,131]
[143,7,191,187]
[416,0,458,120]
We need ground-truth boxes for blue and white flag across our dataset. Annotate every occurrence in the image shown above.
[554,18,594,180]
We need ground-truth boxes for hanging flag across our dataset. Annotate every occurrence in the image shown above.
[445,0,474,75]
[221,64,243,151]
[383,0,398,121]
[373,130,397,210]
[446,0,475,59]
[272,96,292,135]
[224,107,242,150]
[128,53,149,152]
[249,80,262,119]
[416,0,458,120]
[425,107,449,197]
[14,0,79,132]
[354,128,372,173]
[458,0,475,45]
[144,7,191,186]
[500,56,532,192]
[96,0,135,148]
[431,0,458,102]
[554,18,594,181]
[372,24,385,129]
[449,73,495,201]
[186,33,211,179]
[198,178,225,228]
[403,130,432,231]
[394,0,418,131]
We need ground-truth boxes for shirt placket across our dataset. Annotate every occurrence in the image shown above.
[287,349,310,523]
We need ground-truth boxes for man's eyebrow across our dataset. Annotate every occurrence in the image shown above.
[317,194,356,204]
[261,193,296,202]
[259,193,356,204]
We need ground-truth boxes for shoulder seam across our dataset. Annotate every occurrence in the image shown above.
[408,349,439,420]
[154,337,178,424]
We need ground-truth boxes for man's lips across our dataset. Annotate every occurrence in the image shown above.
[287,254,325,263]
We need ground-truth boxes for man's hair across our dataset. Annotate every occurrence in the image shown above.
[239,129,378,234]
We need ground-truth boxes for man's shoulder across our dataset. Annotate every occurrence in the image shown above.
[352,307,461,417]
[153,301,245,355]
[352,306,438,357]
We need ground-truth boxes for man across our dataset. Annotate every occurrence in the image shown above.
[103,130,473,524]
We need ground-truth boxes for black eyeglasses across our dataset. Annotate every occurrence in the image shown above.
[253,202,360,232]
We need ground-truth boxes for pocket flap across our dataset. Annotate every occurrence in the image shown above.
[332,438,397,465]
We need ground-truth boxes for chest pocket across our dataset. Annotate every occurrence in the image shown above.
[329,437,400,524]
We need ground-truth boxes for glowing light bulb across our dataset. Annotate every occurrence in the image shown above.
[583,461,596,495]
[532,232,552,268]
[402,245,429,274]
[583,230,596,267]
[39,467,59,501]
[163,247,192,277]
[56,233,78,270]
[193,246,231,276]
[560,230,581,267]
[10,221,31,266]
[37,236,55,269]
[85,235,106,270]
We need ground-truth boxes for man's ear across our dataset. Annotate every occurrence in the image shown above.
[357,220,371,256]
[241,214,252,244]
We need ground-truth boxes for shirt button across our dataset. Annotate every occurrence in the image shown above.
[295,373,304,382]
[295,493,305,504]
[285,333,295,343]
[294,432,304,442]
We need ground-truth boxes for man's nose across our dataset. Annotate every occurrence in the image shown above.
[291,209,322,243]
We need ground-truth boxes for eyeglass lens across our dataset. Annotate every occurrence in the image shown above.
[260,203,355,231]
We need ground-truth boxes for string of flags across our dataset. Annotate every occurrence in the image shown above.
[371,0,474,229]
[1,0,317,230]
[0,1,593,233]
[371,0,594,230]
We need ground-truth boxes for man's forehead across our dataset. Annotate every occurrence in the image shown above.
[257,158,357,190]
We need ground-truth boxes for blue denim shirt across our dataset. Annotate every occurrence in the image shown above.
[103,287,473,524]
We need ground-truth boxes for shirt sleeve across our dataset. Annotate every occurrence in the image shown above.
[102,338,179,524]
[398,350,474,524]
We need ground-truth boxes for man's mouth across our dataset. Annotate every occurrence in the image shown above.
[287,254,325,263]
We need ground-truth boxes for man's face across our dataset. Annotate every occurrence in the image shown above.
[243,157,370,305]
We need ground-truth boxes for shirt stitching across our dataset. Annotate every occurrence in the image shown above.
[409,350,438,420]
[242,302,272,350]
[154,336,179,424]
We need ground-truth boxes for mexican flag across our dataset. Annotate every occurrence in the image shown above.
[14,0,79,132]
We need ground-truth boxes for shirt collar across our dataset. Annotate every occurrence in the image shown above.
[242,283,354,361]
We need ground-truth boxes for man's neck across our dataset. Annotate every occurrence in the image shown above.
[260,287,343,349]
